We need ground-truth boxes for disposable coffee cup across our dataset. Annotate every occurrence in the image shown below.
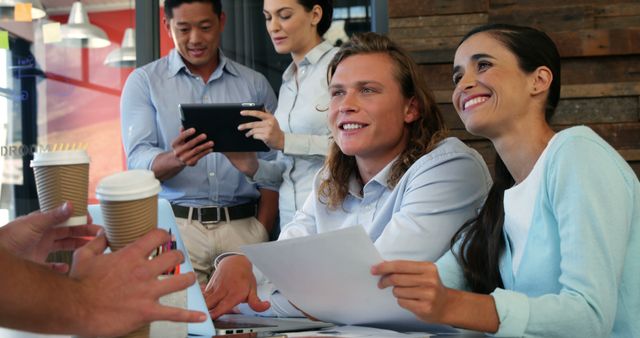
[30,150,90,226]
[96,170,161,252]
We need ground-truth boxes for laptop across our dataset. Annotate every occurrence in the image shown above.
[213,314,334,336]
[90,200,333,337]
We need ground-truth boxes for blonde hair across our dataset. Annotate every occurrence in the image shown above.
[319,32,447,209]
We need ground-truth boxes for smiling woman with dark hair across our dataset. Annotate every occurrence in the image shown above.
[372,24,640,338]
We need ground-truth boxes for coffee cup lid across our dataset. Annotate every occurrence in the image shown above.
[30,150,90,166]
[96,170,161,201]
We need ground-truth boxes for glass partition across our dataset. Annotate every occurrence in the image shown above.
[0,2,136,221]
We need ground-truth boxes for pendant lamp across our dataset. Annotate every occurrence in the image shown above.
[59,1,110,48]
[104,27,135,67]
[0,0,47,20]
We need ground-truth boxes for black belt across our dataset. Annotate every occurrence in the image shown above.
[171,202,257,225]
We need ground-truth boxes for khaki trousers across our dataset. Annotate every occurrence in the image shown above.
[176,216,268,285]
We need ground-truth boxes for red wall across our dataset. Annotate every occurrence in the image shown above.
[46,9,174,203]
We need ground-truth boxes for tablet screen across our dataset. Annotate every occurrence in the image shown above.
[179,103,270,152]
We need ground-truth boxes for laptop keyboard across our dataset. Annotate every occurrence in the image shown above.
[213,320,277,329]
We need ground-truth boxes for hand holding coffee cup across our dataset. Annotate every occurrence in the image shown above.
[30,149,90,226]
[96,170,162,338]
[96,170,161,252]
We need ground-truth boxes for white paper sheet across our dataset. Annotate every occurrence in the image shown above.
[241,226,458,333]
[285,325,433,337]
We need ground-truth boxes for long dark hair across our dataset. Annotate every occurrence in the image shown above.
[451,24,561,294]
[319,32,446,209]
[298,0,333,36]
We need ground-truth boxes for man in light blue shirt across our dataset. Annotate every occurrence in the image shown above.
[120,0,278,283]
[204,32,492,320]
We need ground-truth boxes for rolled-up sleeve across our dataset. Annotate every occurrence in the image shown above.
[491,288,530,337]
[283,132,331,156]
[435,247,469,291]
[120,69,164,170]
[255,151,280,191]
[251,158,286,187]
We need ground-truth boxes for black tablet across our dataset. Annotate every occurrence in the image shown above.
[179,103,270,152]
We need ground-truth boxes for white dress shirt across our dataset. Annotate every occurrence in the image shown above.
[252,41,339,226]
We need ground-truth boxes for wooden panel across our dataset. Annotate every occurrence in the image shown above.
[390,0,640,180]
[555,122,640,149]
[594,2,640,17]
[489,5,596,32]
[552,97,639,125]
[419,57,640,87]
[452,123,640,149]
[464,139,496,166]
[619,149,640,161]
[418,56,640,89]
[394,36,461,52]
[630,162,640,178]
[439,104,464,130]
[433,89,453,103]
[411,49,457,64]
[594,3,640,29]
[389,0,488,18]
[432,82,640,103]
[487,3,639,32]
[561,56,640,85]
[389,24,479,40]
[490,0,639,7]
[596,15,640,30]
[456,129,640,179]
[420,63,455,90]
[389,13,488,28]
[450,122,640,147]
[560,82,640,98]
[549,28,640,57]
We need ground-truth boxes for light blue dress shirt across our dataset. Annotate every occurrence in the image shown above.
[121,49,279,207]
[241,137,492,317]
[436,127,640,338]
[252,41,338,226]
[280,137,492,260]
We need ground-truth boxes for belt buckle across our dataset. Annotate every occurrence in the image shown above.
[197,207,223,228]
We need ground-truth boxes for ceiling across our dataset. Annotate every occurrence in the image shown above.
[40,0,370,15]
[41,0,161,15]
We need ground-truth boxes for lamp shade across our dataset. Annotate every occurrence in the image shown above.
[0,0,47,20]
[104,28,136,67]
[59,1,110,48]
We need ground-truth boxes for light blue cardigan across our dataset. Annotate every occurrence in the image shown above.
[437,126,640,337]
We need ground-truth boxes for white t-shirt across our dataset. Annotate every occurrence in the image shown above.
[504,134,558,274]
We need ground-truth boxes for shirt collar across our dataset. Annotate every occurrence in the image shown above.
[282,40,334,82]
[347,156,398,198]
[166,48,240,80]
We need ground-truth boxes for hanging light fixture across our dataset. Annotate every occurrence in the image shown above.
[104,27,136,67]
[59,1,110,48]
[0,0,47,20]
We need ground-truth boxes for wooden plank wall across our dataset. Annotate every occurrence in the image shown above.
[388,0,640,178]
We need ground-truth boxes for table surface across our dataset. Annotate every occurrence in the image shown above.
[0,327,486,338]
